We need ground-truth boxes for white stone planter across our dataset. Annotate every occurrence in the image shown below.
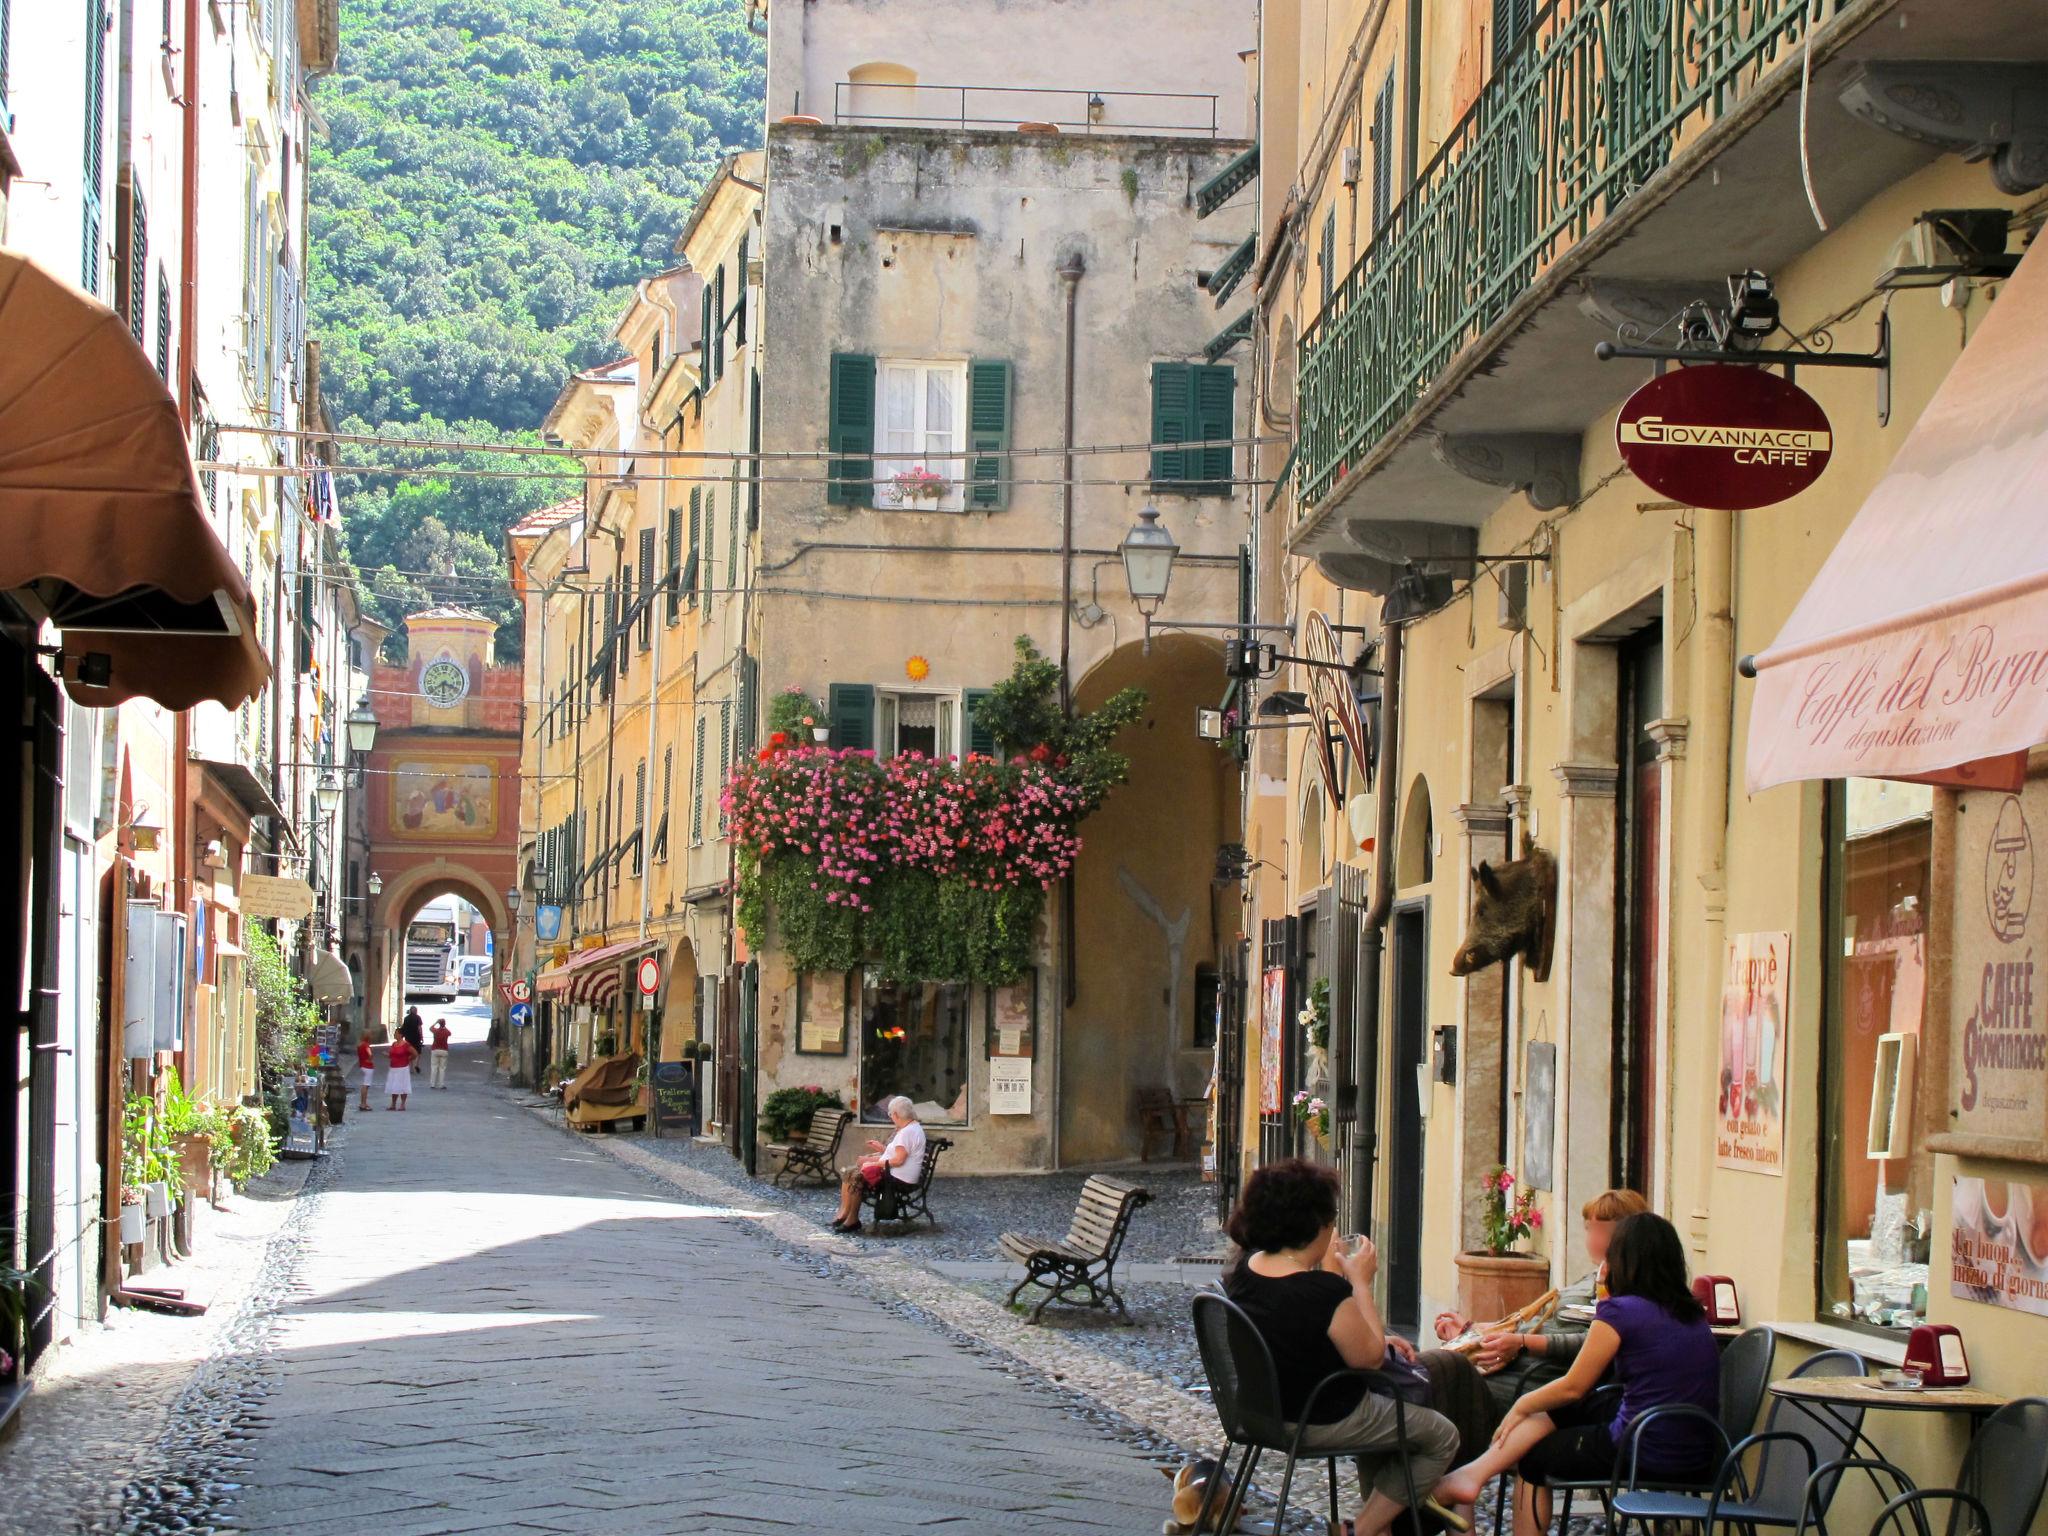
[144,1180,173,1219]
[119,1203,146,1244]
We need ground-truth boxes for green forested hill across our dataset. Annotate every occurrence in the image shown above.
[311,0,764,654]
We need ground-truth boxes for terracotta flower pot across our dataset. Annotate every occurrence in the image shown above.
[1454,1250,1552,1325]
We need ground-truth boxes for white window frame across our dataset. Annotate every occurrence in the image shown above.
[877,689,958,763]
[875,359,968,512]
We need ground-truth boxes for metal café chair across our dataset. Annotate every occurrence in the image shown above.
[1608,1347,1871,1536]
[1953,1397,2048,1536]
[1500,1325,1778,1536]
[1191,1292,1437,1536]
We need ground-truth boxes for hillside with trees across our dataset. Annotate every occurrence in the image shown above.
[310,0,765,655]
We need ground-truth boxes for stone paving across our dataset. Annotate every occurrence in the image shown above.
[167,1040,1187,1535]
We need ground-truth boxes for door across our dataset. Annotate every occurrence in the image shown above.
[1615,624,1664,1194]
[736,961,759,1176]
[1385,901,1429,1333]
[1257,917,1300,1165]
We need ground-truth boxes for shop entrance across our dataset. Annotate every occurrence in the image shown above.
[1386,899,1429,1332]
[1614,622,1664,1195]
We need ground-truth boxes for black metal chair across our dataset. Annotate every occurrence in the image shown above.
[1498,1325,1778,1536]
[1191,1292,1437,1535]
[1867,1488,1994,1536]
[1954,1397,2048,1536]
[1609,1347,1870,1536]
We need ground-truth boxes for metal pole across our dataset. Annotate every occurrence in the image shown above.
[1348,621,1402,1238]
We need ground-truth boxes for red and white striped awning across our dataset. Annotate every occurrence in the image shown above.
[534,937,658,1008]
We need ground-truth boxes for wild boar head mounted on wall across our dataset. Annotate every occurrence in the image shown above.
[1450,838,1557,983]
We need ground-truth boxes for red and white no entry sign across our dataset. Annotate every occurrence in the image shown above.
[636,955,662,995]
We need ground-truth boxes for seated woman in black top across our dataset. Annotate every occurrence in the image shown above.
[1222,1159,1462,1536]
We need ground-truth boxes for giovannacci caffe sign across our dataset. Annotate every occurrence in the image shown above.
[1616,364,1833,511]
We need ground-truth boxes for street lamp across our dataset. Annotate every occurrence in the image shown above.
[505,884,521,915]
[315,773,343,816]
[1120,503,1179,652]
[346,696,379,755]
[367,870,383,898]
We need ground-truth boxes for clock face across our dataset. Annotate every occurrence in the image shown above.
[420,658,469,708]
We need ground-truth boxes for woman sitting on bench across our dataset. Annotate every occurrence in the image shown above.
[831,1096,925,1233]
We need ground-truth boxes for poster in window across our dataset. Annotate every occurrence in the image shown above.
[1951,1173,2048,1317]
[987,972,1036,1058]
[989,1055,1032,1114]
[1946,785,2048,1160]
[1717,932,1789,1174]
[1260,966,1287,1115]
[796,972,849,1055]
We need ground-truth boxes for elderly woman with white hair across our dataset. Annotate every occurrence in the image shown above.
[831,1095,925,1233]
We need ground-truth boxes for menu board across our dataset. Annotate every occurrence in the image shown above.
[1945,780,2048,1162]
[651,1060,696,1137]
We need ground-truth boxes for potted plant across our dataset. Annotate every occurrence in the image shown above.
[224,1103,279,1188]
[1454,1165,1552,1323]
[767,689,829,746]
[1298,977,1331,1090]
[1291,1090,1330,1151]
[888,464,951,505]
[759,1085,844,1143]
[162,1068,231,1209]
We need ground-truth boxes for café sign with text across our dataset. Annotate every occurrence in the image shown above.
[1616,364,1833,511]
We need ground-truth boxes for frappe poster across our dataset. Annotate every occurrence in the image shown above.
[1951,1173,2048,1317]
[1717,932,1789,1173]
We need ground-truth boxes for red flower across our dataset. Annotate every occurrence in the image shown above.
[1028,743,1052,763]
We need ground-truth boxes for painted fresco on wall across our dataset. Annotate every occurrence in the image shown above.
[1260,966,1286,1115]
[1951,1173,2048,1317]
[1717,932,1789,1174]
[1950,784,2048,1158]
[389,758,498,840]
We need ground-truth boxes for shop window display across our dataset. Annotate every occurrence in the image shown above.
[1822,777,1934,1333]
[859,969,969,1125]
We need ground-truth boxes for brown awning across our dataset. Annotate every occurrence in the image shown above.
[0,247,268,710]
[1746,236,2048,792]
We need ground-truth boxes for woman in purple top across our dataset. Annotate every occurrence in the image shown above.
[1431,1213,1721,1536]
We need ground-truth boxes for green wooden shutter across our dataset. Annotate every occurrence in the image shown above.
[737,655,757,755]
[665,503,683,622]
[686,487,701,605]
[734,234,749,347]
[1370,70,1396,234]
[1194,364,1237,488]
[711,264,726,383]
[966,359,1012,509]
[701,484,715,602]
[1319,209,1335,308]
[691,716,706,843]
[963,688,997,758]
[81,0,107,292]
[827,353,876,506]
[827,682,874,752]
[747,370,762,528]
[1151,362,1193,485]
[638,526,656,647]
[125,180,148,341]
[727,467,740,585]
[700,281,713,378]
[1491,0,1532,71]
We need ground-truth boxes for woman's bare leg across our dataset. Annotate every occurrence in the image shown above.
[1520,1478,1553,1536]
[1433,1412,1556,1508]
[1352,1490,1411,1536]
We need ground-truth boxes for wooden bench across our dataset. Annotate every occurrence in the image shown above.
[859,1135,951,1229]
[772,1107,851,1188]
[998,1174,1152,1323]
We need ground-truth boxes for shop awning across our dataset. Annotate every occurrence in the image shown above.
[1746,236,2048,793]
[307,948,354,1005]
[0,247,268,710]
[534,937,657,1008]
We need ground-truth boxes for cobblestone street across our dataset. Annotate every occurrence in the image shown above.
[77,1037,1182,1535]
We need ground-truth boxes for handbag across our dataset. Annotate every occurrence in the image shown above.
[1365,1349,1434,1407]
[874,1181,903,1222]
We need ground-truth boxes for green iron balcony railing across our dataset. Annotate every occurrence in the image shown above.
[1296,0,1852,514]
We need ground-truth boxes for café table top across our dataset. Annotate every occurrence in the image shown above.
[1768,1376,2008,1413]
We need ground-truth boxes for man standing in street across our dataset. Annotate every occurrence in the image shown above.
[400,1006,426,1062]
[429,1017,453,1089]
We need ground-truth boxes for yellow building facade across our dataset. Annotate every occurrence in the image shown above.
[1246,0,2048,1479]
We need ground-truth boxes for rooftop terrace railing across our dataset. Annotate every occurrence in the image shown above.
[830,81,1222,138]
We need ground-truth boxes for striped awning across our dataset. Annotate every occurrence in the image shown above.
[534,937,657,1008]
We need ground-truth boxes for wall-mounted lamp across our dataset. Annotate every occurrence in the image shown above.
[505,884,522,915]
[315,774,344,816]
[345,696,380,755]
[1120,504,1179,652]
[366,870,384,897]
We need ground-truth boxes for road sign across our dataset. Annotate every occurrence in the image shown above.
[509,1002,533,1029]
[502,978,531,1005]
[636,955,661,996]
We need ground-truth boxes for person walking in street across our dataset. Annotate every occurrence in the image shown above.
[400,1006,426,1061]
[357,1034,377,1112]
[429,1017,452,1089]
[386,1033,417,1111]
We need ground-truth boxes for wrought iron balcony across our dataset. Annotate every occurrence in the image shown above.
[1296,0,1855,515]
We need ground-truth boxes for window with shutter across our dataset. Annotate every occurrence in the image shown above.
[656,746,674,862]
[964,688,998,759]
[691,717,706,845]
[122,178,148,341]
[1491,0,1533,72]
[734,234,749,347]
[699,282,712,380]
[616,566,631,680]
[701,486,716,603]
[737,655,757,756]
[665,504,683,623]
[711,264,726,384]
[1319,208,1336,309]
[81,0,107,293]
[1370,70,1396,236]
[717,699,732,832]
[827,683,875,752]
[827,353,876,506]
[966,360,1012,510]
[633,759,646,875]
[747,371,762,528]
[1151,363,1235,493]
[876,360,968,510]
[154,266,171,380]
[727,468,740,585]
[638,526,656,648]
[686,487,701,606]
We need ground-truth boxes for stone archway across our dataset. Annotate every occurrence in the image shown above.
[1061,633,1241,1165]
[365,861,511,1039]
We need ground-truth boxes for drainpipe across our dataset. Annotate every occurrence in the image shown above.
[1684,509,1734,1243]
[599,530,624,941]
[176,0,199,425]
[638,512,664,945]
[1056,255,1084,710]
[1348,620,1403,1237]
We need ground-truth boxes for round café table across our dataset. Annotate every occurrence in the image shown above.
[1767,1375,2008,1483]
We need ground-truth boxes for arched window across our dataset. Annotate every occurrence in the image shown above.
[1397,775,1434,888]
[1298,753,1327,888]
[847,61,919,124]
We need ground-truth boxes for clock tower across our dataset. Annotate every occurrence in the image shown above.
[398,606,496,728]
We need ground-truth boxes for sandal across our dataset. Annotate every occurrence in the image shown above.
[1423,1498,1472,1533]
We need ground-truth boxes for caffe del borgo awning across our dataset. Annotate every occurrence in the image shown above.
[1746,235,2048,793]
[0,247,267,709]
[535,937,658,1008]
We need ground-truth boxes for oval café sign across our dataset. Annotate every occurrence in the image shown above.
[1615,364,1833,511]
